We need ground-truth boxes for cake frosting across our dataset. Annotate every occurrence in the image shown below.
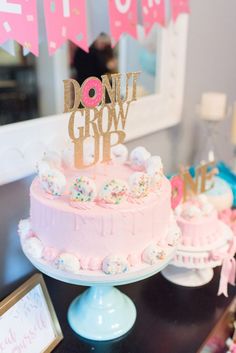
[19,145,180,275]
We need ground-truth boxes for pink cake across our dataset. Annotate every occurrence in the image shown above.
[175,195,226,250]
[19,145,180,275]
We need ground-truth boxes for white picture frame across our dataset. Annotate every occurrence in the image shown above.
[0,16,188,185]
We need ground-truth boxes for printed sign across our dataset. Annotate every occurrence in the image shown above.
[0,274,63,353]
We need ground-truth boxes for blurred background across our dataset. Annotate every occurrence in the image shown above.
[0,0,236,173]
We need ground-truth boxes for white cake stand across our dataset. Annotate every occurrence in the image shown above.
[21,240,176,341]
[162,222,233,287]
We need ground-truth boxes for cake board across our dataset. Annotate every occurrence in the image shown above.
[21,239,177,341]
[162,222,233,288]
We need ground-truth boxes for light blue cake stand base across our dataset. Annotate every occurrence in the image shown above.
[68,286,136,340]
[21,242,176,341]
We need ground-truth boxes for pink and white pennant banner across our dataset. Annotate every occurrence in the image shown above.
[142,0,165,35]
[44,0,88,55]
[0,0,38,56]
[170,0,190,22]
[109,0,138,45]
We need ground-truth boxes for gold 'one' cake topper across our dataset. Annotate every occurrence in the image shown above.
[180,161,218,201]
[63,72,140,169]
[171,160,218,209]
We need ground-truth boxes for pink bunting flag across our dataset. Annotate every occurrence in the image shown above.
[109,0,138,45]
[142,0,165,35]
[44,0,88,55]
[170,0,190,22]
[0,0,38,56]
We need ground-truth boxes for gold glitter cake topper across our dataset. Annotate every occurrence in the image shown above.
[180,161,218,201]
[171,161,218,209]
[63,72,140,169]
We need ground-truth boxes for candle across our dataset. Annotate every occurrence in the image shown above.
[200,92,227,121]
[231,102,236,145]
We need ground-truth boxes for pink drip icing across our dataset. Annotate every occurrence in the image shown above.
[110,214,113,236]
[101,216,105,237]
[75,216,80,231]
[152,208,154,238]
[132,213,135,236]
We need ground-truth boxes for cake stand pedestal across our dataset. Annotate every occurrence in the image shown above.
[68,285,136,340]
[162,265,214,287]
[21,241,176,341]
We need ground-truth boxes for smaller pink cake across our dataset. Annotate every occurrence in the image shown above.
[175,194,225,250]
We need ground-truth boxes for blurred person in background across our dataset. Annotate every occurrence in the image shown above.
[73,33,117,85]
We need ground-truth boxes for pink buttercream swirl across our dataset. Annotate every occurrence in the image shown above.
[96,200,123,209]
[127,195,145,204]
[89,257,102,270]
[43,247,58,262]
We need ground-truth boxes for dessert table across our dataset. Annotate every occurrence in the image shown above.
[0,176,235,353]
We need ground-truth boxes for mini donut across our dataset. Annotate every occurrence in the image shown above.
[102,255,129,275]
[54,253,81,274]
[142,244,166,265]
[70,176,97,202]
[145,155,163,175]
[39,167,66,196]
[111,144,128,164]
[182,205,202,219]
[129,172,150,198]
[129,146,151,171]
[99,179,128,204]
[24,237,44,259]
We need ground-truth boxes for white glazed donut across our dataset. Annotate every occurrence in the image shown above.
[145,156,164,189]
[70,176,97,202]
[39,167,66,196]
[142,244,166,265]
[182,205,202,219]
[54,253,81,274]
[201,202,214,216]
[130,146,151,171]
[145,155,163,175]
[129,172,150,198]
[111,144,128,163]
[102,255,129,275]
[18,219,31,239]
[24,237,44,259]
[99,179,128,204]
